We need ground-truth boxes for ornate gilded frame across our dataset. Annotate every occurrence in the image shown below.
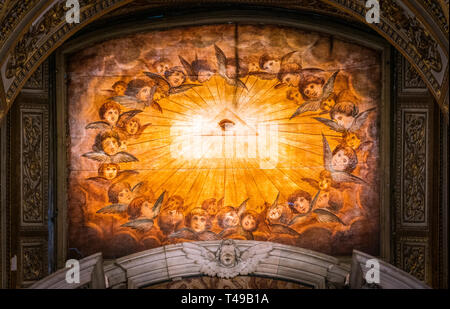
[55,9,392,268]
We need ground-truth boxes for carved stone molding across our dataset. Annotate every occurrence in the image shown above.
[398,54,427,94]
[396,106,429,229]
[395,237,429,283]
[0,0,448,121]
[19,238,48,286]
[22,60,49,92]
[19,104,49,229]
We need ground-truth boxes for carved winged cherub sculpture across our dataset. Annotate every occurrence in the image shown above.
[182,240,273,279]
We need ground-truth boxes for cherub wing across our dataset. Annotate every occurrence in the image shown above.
[182,242,217,276]
[143,72,171,92]
[313,208,346,225]
[152,191,166,218]
[269,223,300,236]
[247,71,276,80]
[331,171,367,185]
[169,84,201,94]
[82,151,110,163]
[86,176,109,184]
[309,190,321,211]
[351,107,376,131]
[109,152,139,163]
[234,78,248,90]
[118,109,143,124]
[238,243,273,275]
[110,96,144,109]
[301,177,320,190]
[280,50,298,65]
[179,56,197,81]
[149,101,163,114]
[85,121,111,130]
[217,197,224,208]
[313,117,345,133]
[322,134,333,172]
[270,191,280,211]
[289,100,322,119]
[96,203,128,214]
[214,44,227,76]
[121,218,154,232]
[116,170,139,179]
[321,70,340,100]
[131,181,144,193]
[197,231,220,241]
[237,198,249,216]
[137,123,152,135]
[169,227,199,240]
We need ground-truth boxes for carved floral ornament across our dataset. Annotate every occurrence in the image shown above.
[0,0,448,121]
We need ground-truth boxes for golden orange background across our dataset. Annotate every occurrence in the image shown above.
[67,24,381,259]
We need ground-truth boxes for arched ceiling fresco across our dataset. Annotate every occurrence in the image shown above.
[0,0,448,122]
[66,22,382,259]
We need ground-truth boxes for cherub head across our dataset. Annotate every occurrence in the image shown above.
[216,239,240,267]
[119,117,141,136]
[331,144,358,173]
[108,182,133,204]
[286,88,302,103]
[192,60,215,83]
[259,54,280,74]
[299,75,325,100]
[94,131,122,155]
[330,101,359,130]
[112,81,127,96]
[343,131,361,149]
[185,208,211,233]
[217,206,240,229]
[266,203,290,224]
[152,59,170,75]
[277,63,302,87]
[99,101,121,126]
[127,195,155,220]
[164,66,186,87]
[201,198,221,217]
[240,210,260,232]
[158,204,185,235]
[316,190,343,210]
[319,170,333,190]
[288,190,312,214]
[164,195,184,210]
[98,163,120,180]
[125,79,153,102]
[320,93,337,112]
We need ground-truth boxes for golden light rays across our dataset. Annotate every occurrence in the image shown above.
[120,74,329,211]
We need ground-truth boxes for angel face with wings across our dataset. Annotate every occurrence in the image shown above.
[277,63,303,87]
[127,195,157,221]
[116,116,151,139]
[179,56,216,83]
[158,206,185,236]
[108,182,134,205]
[99,101,121,126]
[331,144,358,173]
[186,208,211,233]
[87,163,138,184]
[287,189,312,215]
[240,210,260,233]
[201,197,224,217]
